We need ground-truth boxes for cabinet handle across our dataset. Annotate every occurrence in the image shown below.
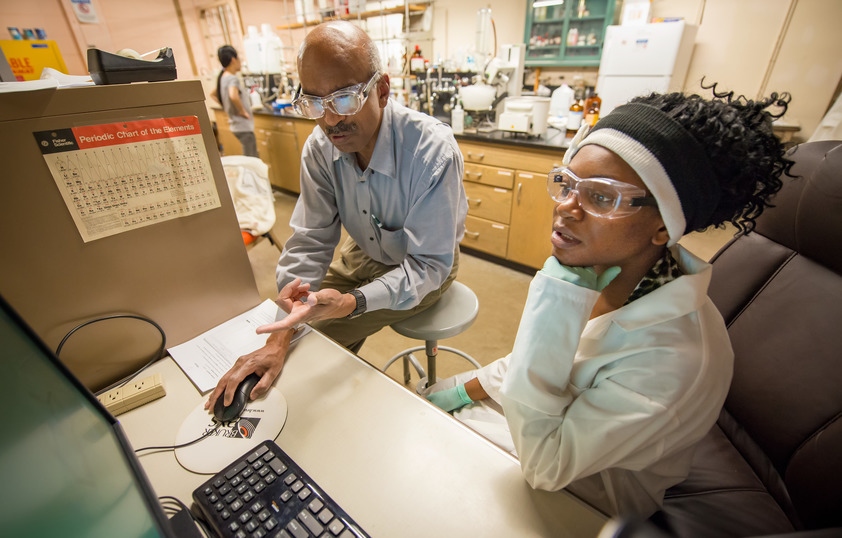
[467,197,483,207]
[465,230,480,239]
[467,152,485,160]
[517,183,523,204]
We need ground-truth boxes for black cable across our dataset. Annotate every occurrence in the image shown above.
[159,495,210,538]
[54,313,167,395]
[134,422,221,454]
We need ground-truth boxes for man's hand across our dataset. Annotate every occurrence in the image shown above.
[204,330,292,411]
[256,279,356,334]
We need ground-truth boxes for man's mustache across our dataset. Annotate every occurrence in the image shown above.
[324,122,356,136]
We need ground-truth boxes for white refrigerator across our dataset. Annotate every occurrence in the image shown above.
[596,22,697,116]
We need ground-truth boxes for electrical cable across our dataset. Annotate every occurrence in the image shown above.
[54,313,167,395]
[159,495,211,538]
[134,422,221,454]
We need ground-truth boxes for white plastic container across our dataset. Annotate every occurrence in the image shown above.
[261,23,285,74]
[549,83,574,118]
[451,104,464,135]
[243,25,263,73]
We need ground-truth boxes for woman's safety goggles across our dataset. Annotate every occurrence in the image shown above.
[547,167,658,219]
[292,72,380,119]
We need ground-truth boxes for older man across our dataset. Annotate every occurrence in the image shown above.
[207,21,467,410]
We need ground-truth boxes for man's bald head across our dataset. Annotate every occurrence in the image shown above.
[298,21,381,76]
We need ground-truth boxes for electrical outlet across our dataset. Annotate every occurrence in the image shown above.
[99,373,165,416]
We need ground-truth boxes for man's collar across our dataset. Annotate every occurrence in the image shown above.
[364,99,397,178]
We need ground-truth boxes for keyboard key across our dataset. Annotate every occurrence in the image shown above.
[298,509,324,536]
[308,499,324,513]
[280,490,293,502]
[291,480,304,493]
[286,520,309,538]
[247,445,269,463]
[318,508,334,524]
[269,458,288,475]
[298,488,311,501]
[264,517,278,531]
[328,519,346,535]
[229,499,243,512]
[225,461,247,480]
[284,473,297,485]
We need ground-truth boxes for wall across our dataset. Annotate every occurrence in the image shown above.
[2,0,840,139]
[0,0,195,79]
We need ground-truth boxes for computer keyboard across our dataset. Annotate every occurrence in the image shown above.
[192,439,369,538]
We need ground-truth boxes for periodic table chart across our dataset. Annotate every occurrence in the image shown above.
[34,116,221,242]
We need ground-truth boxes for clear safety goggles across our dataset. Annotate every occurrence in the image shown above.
[547,167,658,219]
[292,72,380,119]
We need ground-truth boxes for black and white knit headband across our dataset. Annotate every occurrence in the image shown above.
[563,103,719,246]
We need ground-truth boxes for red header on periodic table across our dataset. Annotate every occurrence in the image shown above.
[70,116,201,149]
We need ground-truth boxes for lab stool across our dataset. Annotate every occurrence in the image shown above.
[382,281,481,390]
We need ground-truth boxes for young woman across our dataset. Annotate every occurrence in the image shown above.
[426,85,794,517]
[211,45,258,158]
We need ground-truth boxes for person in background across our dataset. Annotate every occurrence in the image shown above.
[425,84,794,517]
[211,45,258,158]
[206,22,467,411]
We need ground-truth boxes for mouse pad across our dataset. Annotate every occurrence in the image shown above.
[174,387,288,474]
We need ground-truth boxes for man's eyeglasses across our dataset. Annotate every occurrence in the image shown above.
[292,72,380,119]
[547,167,658,219]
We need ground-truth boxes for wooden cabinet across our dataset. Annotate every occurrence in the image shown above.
[459,139,564,270]
[213,110,315,194]
[255,116,301,193]
[524,0,616,67]
[508,170,558,269]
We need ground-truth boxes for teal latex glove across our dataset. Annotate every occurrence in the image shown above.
[427,384,473,412]
[542,256,621,291]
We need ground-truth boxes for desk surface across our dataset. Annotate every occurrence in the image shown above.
[119,329,607,537]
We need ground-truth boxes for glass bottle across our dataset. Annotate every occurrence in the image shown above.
[567,99,584,132]
[584,92,601,126]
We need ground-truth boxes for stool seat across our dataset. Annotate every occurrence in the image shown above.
[383,281,481,389]
[391,281,478,340]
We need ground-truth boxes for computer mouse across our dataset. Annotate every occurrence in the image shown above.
[213,373,260,423]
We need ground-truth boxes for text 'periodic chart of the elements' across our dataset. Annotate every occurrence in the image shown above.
[34,116,221,242]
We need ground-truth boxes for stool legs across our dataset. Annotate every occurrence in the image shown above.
[425,339,437,390]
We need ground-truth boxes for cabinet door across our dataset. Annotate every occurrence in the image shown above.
[507,171,557,269]
[265,129,300,192]
[525,0,616,67]
[213,110,242,156]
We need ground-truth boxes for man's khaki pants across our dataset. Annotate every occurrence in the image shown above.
[310,237,459,353]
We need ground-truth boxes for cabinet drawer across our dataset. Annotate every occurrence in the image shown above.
[464,163,514,189]
[464,182,512,224]
[460,140,565,173]
[462,215,508,258]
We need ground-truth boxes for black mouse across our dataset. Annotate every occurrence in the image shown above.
[213,373,260,423]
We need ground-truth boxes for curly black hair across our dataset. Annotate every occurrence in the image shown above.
[630,81,796,235]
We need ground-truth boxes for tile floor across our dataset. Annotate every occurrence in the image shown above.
[246,190,734,387]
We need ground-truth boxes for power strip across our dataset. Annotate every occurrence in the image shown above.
[97,372,166,416]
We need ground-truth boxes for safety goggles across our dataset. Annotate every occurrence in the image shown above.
[292,72,380,119]
[547,167,658,219]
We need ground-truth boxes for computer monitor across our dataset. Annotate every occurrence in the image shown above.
[0,296,174,537]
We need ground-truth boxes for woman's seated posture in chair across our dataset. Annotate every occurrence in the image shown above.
[426,85,795,517]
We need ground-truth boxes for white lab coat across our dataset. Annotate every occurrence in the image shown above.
[427,246,733,517]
